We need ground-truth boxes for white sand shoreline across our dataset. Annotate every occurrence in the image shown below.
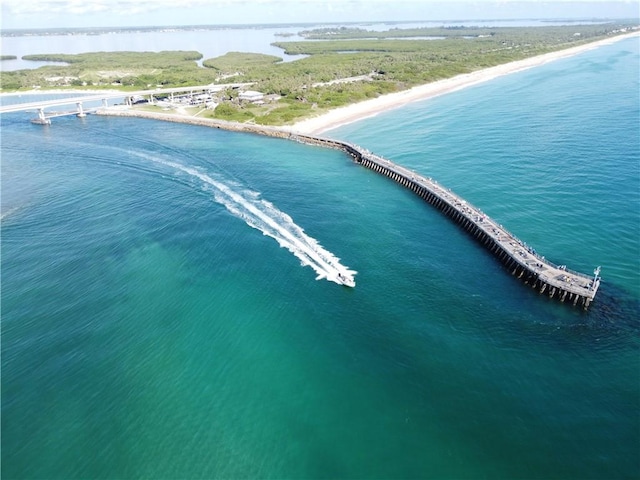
[288,32,640,135]
[4,32,637,131]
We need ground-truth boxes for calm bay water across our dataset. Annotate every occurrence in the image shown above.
[0,20,605,71]
[2,36,639,479]
[0,25,309,70]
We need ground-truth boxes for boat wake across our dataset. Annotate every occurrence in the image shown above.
[145,155,357,286]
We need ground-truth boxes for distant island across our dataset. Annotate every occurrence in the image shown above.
[0,22,398,37]
[2,22,638,127]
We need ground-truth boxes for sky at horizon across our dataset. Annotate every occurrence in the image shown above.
[1,0,639,30]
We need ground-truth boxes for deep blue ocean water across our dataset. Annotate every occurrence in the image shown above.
[2,38,639,479]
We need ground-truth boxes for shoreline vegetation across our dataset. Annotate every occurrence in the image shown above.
[3,24,639,132]
[292,31,640,133]
[93,31,640,135]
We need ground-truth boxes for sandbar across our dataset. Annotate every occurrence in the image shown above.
[289,32,639,135]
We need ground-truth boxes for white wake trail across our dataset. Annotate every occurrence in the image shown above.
[146,155,356,286]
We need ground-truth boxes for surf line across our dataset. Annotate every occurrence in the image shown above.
[155,157,357,287]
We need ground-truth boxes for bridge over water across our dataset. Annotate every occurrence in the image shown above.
[0,84,250,123]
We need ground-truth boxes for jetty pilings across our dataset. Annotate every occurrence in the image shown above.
[331,140,599,308]
[284,131,600,308]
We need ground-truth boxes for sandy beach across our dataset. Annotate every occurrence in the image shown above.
[6,31,637,133]
[289,31,640,135]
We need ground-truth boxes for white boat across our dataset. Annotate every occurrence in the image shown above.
[337,273,356,288]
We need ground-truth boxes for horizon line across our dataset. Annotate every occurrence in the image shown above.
[2,17,637,33]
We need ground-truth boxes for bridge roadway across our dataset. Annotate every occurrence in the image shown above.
[0,83,252,116]
[81,108,603,307]
[0,91,126,114]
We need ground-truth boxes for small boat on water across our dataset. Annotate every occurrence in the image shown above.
[337,273,356,288]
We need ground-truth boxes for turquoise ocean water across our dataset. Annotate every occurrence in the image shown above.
[2,38,639,479]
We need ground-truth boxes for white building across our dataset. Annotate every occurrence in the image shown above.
[238,90,264,103]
